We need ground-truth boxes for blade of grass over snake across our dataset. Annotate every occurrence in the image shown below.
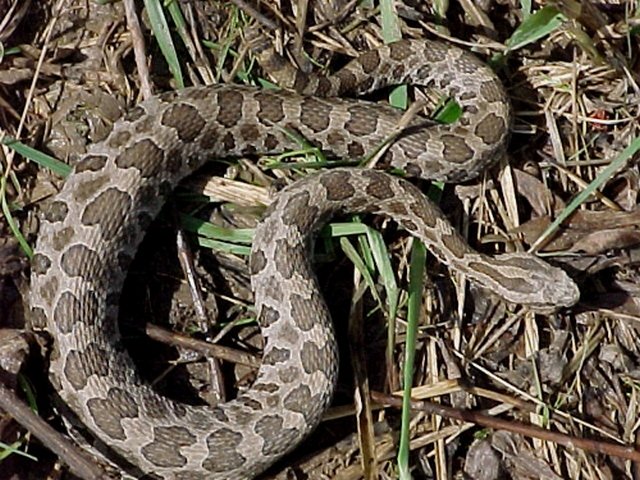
[529,136,640,252]
[184,215,398,287]
[202,39,278,89]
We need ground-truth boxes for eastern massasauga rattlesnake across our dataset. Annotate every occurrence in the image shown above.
[29,38,580,479]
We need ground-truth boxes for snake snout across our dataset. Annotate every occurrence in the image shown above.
[547,274,581,309]
[530,268,580,314]
[493,252,580,314]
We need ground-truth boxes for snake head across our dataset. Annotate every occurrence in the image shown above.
[477,252,580,314]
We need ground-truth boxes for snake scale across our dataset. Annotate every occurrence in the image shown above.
[29,39,580,479]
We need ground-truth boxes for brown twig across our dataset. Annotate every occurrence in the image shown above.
[175,228,214,332]
[229,0,277,30]
[0,381,112,479]
[371,390,640,462]
[145,323,261,368]
[122,0,153,99]
[174,226,227,400]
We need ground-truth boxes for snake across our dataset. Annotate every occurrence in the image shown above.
[29,38,580,479]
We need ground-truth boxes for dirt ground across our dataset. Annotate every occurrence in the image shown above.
[1,1,640,479]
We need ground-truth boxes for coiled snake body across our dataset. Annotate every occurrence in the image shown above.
[29,39,579,478]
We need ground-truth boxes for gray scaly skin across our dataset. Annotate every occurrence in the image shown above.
[29,39,579,479]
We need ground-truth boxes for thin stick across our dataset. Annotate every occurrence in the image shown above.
[0,382,111,479]
[145,324,261,368]
[123,0,153,99]
[371,390,640,463]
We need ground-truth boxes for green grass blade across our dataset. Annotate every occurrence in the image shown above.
[1,175,32,258]
[340,236,385,308]
[144,0,184,88]
[0,441,37,461]
[164,0,192,62]
[2,136,71,178]
[180,214,254,245]
[505,6,566,52]
[434,97,463,124]
[530,136,640,252]
[365,228,399,317]
[197,237,252,256]
[397,240,427,480]
[326,222,371,237]
[355,227,375,272]
[18,375,38,415]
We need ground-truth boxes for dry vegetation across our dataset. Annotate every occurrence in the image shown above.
[1,0,640,479]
